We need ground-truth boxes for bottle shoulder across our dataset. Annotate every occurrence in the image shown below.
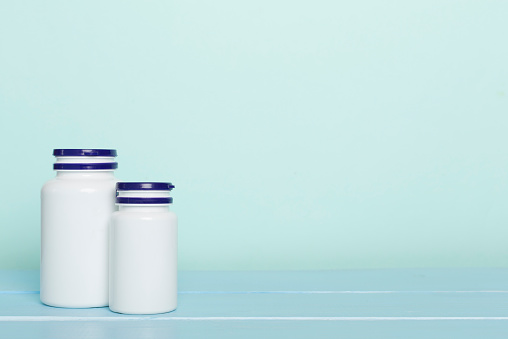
[41,176,117,193]
[112,210,177,222]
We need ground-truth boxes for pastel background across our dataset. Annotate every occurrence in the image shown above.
[0,1,507,270]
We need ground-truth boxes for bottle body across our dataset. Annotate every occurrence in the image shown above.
[41,172,117,308]
[109,206,177,314]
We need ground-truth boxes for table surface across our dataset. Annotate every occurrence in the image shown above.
[1,269,508,338]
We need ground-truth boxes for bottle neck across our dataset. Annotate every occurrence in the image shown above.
[118,205,170,212]
[55,156,116,164]
[117,190,170,198]
[56,171,115,179]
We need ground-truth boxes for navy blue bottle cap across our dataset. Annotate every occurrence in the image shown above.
[116,197,173,204]
[54,163,118,170]
[117,182,175,191]
[53,149,117,157]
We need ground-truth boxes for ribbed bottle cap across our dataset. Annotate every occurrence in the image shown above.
[116,197,173,204]
[116,182,175,191]
[54,163,118,170]
[53,149,117,157]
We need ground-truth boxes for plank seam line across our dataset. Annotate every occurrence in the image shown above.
[179,291,508,294]
[2,317,508,322]
[2,290,508,295]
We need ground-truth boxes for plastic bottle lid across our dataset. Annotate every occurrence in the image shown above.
[116,197,173,204]
[117,182,175,191]
[54,163,118,170]
[53,149,117,157]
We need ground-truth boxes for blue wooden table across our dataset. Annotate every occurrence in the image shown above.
[1,269,508,338]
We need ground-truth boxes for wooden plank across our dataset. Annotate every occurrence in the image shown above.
[2,270,508,338]
[0,271,39,292]
[3,269,508,293]
[1,291,508,318]
[179,268,508,292]
[1,319,508,339]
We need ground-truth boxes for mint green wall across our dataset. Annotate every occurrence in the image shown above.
[1,1,507,270]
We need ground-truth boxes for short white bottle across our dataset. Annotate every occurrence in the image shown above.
[109,182,178,314]
[40,149,118,308]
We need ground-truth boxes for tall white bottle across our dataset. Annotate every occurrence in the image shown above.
[40,149,118,308]
[109,182,177,314]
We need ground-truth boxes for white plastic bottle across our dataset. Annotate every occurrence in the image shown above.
[109,182,177,314]
[40,149,118,308]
